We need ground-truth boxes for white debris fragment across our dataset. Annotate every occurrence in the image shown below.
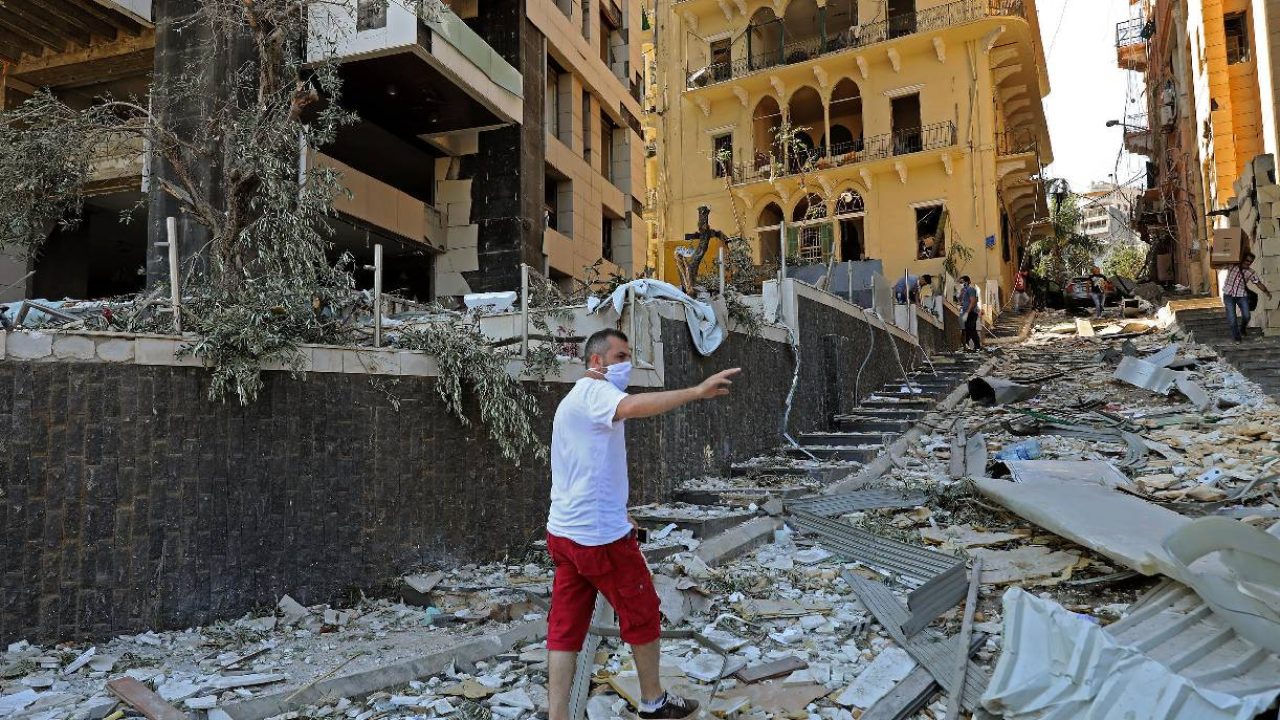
[834,647,916,708]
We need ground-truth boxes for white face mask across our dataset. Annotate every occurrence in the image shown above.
[597,360,632,391]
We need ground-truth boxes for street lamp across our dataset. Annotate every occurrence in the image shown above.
[1105,119,1149,131]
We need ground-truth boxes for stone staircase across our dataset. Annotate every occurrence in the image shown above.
[1173,300,1280,398]
[787,353,982,462]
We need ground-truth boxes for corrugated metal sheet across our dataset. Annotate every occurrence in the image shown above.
[794,511,964,635]
[843,571,990,712]
[981,587,1280,719]
[786,489,929,517]
[1108,580,1280,698]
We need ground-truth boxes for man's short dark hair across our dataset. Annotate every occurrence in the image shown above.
[960,275,971,284]
[584,328,629,362]
[921,274,933,285]
[1244,252,1256,262]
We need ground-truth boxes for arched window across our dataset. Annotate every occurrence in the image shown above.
[829,79,863,158]
[756,202,785,263]
[787,87,824,171]
[752,96,783,174]
[748,7,783,70]
[791,193,831,262]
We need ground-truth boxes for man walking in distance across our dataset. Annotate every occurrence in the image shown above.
[959,275,981,351]
[1222,252,1273,342]
[546,328,740,720]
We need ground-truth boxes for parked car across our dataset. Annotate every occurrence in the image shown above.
[1063,276,1121,310]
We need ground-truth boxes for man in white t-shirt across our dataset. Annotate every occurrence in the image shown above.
[546,328,740,720]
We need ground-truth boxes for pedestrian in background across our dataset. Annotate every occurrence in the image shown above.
[545,329,739,720]
[1012,270,1030,313]
[1088,266,1107,319]
[893,273,933,304]
[959,275,981,351]
[1222,252,1272,342]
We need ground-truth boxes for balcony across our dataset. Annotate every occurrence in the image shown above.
[1120,113,1153,155]
[686,0,1026,89]
[307,0,522,133]
[1116,16,1149,71]
[728,121,956,186]
[996,127,1038,156]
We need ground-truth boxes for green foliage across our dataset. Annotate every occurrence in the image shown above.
[941,242,973,279]
[397,319,544,464]
[1102,243,1148,280]
[1026,185,1103,284]
[0,92,120,255]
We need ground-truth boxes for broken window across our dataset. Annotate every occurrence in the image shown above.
[356,0,387,31]
[600,112,617,181]
[582,91,593,162]
[915,204,945,260]
[713,133,733,178]
[1225,12,1250,64]
[710,38,732,81]
[602,213,614,261]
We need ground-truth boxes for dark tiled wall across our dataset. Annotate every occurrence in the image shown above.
[0,298,935,643]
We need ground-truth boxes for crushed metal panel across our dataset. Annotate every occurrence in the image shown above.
[903,563,968,636]
[1108,580,1280,698]
[1114,356,1177,393]
[787,489,929,517]
[860,634,987,720]
[981,587,1280,720]
[843,571,990,711]
[1174,374,1213,411]
[997,460,1132,488]
[967,377,1039,406]
[1162,517,1280,655]
[1145,343,1181,368]
[973,475,1189,575]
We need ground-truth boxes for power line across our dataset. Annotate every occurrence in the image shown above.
[1046,0,1072,58]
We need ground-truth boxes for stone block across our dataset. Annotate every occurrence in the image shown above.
[434,271,471,297]
[135,337,178,365]
[343,349,398,375]
[398,351,438,376]
[96,338,135,363]
[446,224,479,250]
[447,202,472,228]
[436,180,472,204]
[310,347,343,373]
[8,331,52,360]
[52,335,96,361]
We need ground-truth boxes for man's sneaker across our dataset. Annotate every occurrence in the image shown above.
[638,693,700,720]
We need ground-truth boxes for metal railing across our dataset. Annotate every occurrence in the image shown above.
[687,0,1025,88]
[729,121,956,186]
[996,127,1037,155]
[1116,16,1146,47]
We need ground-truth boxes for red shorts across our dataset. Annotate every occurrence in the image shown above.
[546,531,661,652]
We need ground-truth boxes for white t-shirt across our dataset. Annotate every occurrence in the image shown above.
[546,377,632,546]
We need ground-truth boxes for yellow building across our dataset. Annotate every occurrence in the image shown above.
[647,0,1053,303]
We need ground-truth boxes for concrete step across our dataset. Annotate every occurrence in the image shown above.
[836,418,913,433]
[838,407,926,421]
[859,398,937,410]
[799,432,895,446]
[672,486,810,506]
[784,445,880,462]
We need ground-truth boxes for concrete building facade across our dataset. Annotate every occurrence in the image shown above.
[1117,0,1280,290]
[646,0,1053,306]
[0,0,648,303]
[1077,182,1141,249]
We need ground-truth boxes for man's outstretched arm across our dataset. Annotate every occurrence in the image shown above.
[614,368,741,421]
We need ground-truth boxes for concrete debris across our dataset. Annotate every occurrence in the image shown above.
[834,647,917,708]
[919,524,1030,550]
[982,588,1280,719]
[969,546,1082,585]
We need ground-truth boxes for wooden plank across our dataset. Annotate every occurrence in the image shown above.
[106,677,187,720]
[733,655,808,683]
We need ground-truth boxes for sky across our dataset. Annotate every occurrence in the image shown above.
[1036,0,1148,193]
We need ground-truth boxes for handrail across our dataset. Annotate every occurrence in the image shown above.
[996,127,1037,155]
[686,0,1026,88]
[1116,16,1145,48]
[729,121,956,186]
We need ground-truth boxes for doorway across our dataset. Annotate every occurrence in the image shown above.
[891,94,922,154]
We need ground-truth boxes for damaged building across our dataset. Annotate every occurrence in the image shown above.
[0,0,648,303]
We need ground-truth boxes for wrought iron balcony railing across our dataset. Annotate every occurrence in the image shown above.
[1116,16,1147,48]
[729,121,956,186]
[996,127,1038,155]
[686,0,1026,88]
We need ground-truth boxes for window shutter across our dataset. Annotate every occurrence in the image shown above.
[786,226,800,257]
[820,223,834,258]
